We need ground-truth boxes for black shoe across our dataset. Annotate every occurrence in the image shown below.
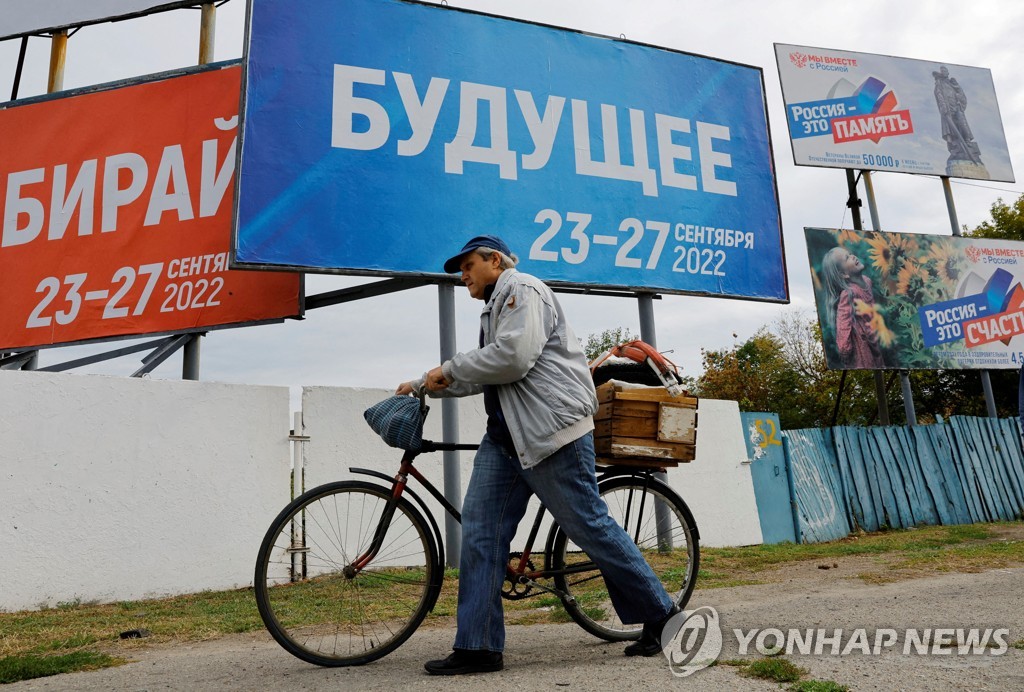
[624,605,682,657]
[424,649,504,675]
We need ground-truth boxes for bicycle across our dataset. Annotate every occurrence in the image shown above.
[254,425,700,667]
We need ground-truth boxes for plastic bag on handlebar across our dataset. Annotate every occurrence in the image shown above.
[363,395,429,451]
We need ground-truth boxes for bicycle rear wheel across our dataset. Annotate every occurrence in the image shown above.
[550,474,700,641]
[254,480,440,666]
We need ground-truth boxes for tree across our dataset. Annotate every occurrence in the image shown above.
[909,368,1017,418]
[772,312,883,426]
[582,327,636,361]
[965,194,1024,240]
[688,309,1022,429]
[695,328,798,421]
[692,314,882,429]
[961,192,1023,417]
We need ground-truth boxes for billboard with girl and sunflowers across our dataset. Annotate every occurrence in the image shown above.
[805,227,1024,370]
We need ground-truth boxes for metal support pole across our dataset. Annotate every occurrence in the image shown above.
[11,36,28,100]
[47,30,67,93]
[637,293,657,347]
[872,370,890,426]
[179,3,218,379]
[438,283,462,568]
[849,170,889,424]
[291,411,306,499]
[20,31,71,372]
[899,371,916,426]
[199,3,216,65]
[942,177,996,417]
[980,372,998,418]
[182,334,201,380]
[290,412,308,580]
[636,293,673,550]
[942,177,961,236]
[862,169,918,423]
[846,169,864,229]
[830,370,848,427]
[862,170,880,231]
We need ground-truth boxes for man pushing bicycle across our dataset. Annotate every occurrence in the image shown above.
[398,234,680,675]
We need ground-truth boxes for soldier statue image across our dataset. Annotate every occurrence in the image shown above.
[933,65,989,179]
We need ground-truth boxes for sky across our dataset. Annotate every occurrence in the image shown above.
[3,0,1024,407]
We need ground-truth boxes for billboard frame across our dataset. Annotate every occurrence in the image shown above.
[0,1,231,42]
[1,58,236,112]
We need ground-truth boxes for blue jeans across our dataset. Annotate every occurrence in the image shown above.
[453,432,673,652]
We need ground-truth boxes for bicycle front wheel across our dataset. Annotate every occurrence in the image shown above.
[254,480,440,666]
[551,474,700,641]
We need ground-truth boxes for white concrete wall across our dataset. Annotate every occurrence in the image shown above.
[0,370,290,612]
[665,399,764,548]
[300,387,762,554]
[0,375,758,613]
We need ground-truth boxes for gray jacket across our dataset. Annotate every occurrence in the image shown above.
[426,268,598,468]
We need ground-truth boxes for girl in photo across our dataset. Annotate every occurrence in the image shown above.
[821,246,885,369]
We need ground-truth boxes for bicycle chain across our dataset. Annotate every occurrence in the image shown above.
[501,552,536,600]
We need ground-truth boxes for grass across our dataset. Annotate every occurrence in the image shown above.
[789,681,851,692]
[0,520,1020,684]
[0,652,123,684]
[721,656,849,690]
[0,588,266,683]
[696,521,1023,589]
[741,656,807,682]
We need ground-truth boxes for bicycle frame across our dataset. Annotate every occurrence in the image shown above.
[346,439,666,608]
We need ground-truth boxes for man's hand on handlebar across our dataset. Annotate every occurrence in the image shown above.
[425,366,449,392]
[395,367,448,396]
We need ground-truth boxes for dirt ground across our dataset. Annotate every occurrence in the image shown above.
[7,541,1024,692]
[747,521,1024,587]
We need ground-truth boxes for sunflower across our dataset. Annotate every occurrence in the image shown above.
[865,233,918,276]
[927,240,962,285]
[889,234,919,271]
[898,234,921,255]
[865,234,895,274]
[853,299,896,348]
[853,298,876,318]
[837,229,860,246]
[896,262,930,302]
[869,311,897,348]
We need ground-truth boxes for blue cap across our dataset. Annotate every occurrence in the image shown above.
[443,235,513,273]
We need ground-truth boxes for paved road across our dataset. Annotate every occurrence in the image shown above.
[9,567,1024,691]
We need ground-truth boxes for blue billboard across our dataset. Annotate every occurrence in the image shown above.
[234,0,788,301]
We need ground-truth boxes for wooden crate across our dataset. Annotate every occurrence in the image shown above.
[593,381,698,467]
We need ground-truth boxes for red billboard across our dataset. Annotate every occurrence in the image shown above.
[0,63,301,350]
